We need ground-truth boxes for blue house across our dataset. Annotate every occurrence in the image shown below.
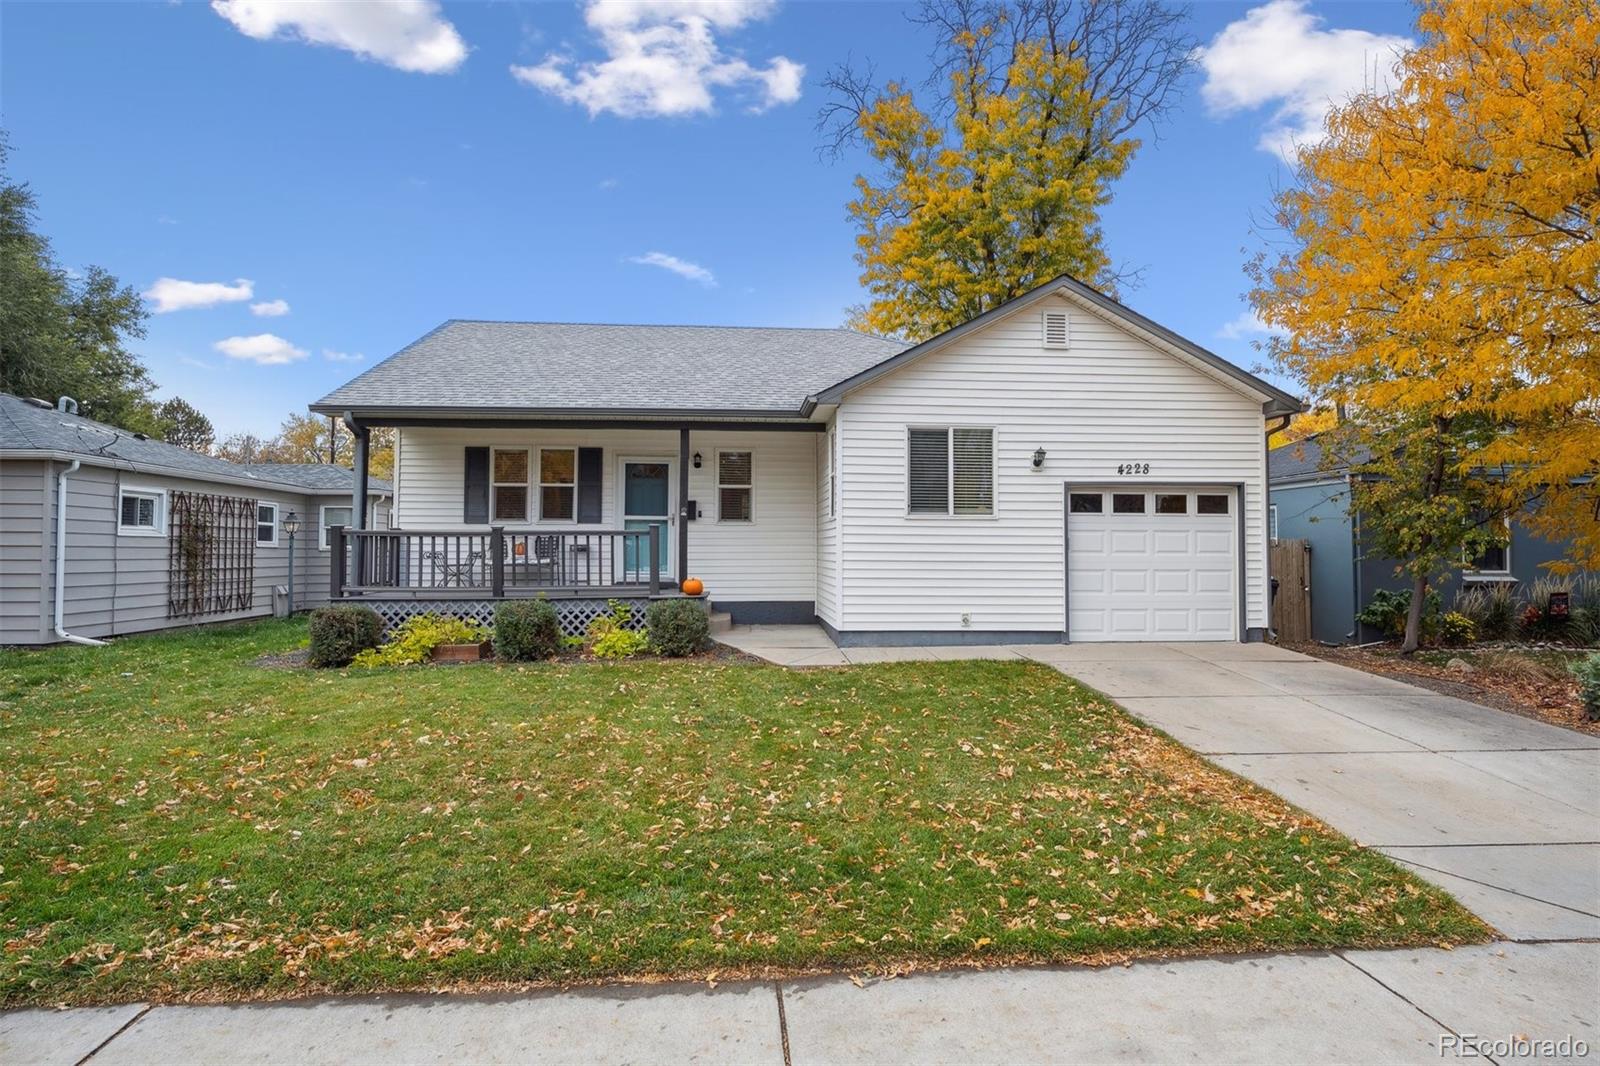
[1268,434,1579,644]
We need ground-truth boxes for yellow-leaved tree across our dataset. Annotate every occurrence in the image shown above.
[820,0,1194,340]
[1252,0,1599,649]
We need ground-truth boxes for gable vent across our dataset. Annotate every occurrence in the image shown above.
[1042,309,1070,349]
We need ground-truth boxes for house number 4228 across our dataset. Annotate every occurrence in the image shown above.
[1117,463,1151,475]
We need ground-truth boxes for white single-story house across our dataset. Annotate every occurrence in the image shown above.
[311,276,1301,645]
[0,393,390,646]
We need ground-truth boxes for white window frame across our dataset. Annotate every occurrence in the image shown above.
[492,447,531,524]
[319,503,355,550]
[906,425,996,518]
[1464,516,1513,579]
[116,485,167,537]
[1268,504,1279,542]
[538,446,578,524]
[716,449,754,523]
[256,501,279,547]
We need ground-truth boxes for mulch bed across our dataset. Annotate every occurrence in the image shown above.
[252,642,763,670]
[1297,643,1598,736]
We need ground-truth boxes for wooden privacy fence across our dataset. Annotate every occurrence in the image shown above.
[1270,538,1312,644]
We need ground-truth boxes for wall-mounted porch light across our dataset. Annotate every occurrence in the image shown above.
[693,452,703,469]
[1032,447,1047,469]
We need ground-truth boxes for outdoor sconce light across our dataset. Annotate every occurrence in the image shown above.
[282,510,301,615]
[693,452,703,469]
[1032,447,1047,469]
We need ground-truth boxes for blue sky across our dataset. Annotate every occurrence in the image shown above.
[2,0,1416,437]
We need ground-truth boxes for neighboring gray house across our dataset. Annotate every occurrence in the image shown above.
[1269,433,1580,644]
[0,393,389,646]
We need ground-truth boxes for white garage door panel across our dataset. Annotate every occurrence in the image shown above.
[1068,486,1238,642]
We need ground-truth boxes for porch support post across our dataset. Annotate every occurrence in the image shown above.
[677,426,690,588]
[348,415,369,589]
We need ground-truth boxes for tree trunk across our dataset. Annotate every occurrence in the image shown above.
[1400,573,1429,655]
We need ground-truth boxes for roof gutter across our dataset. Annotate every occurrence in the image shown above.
[53,459,108,647]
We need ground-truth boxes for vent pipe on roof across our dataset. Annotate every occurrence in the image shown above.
[57,396,79,415]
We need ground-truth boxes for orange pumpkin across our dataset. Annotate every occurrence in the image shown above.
[681,577,705,596]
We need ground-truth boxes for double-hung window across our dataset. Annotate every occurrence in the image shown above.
[320,504,353,549]
[539,447,576,522]
[717,451,753,522]
[492,449,530,523]
[256,502,278,546]
[908,427,993,515]
[117,487,165,536]
[1466,517,1513,575]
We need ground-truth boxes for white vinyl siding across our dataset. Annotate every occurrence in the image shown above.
[394,427,817,604]
[833,292,1270,635]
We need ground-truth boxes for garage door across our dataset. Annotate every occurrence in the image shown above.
[1067,486,1237,642]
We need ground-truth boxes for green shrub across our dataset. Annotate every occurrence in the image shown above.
[646,598,710,657]
[1357,588,1440,640]
[1438,611,1476,646]
[352,613,486,668]
[307,605,383,667]
[591,628,650,659]
[494,600,561,661]
[1570,606,1600,648]
[1571,652,1600,721]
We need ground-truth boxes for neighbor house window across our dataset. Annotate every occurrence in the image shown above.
[718,451,753,522]
[539,447,576,522]
[117,487,165,536]
[319,504,353,549]
[1269,504,1280,541]
[493,448,530,523]
[1466,518,1512,575]
[908,427,993,515]
[256,502,278,546]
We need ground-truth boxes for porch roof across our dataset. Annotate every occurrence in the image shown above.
[310,321,907,421]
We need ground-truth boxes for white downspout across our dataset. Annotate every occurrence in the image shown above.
[53,459,109,647]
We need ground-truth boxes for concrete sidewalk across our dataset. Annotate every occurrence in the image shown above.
[3,941,1593,1065]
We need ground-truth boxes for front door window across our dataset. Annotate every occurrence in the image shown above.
[621,460,672,578]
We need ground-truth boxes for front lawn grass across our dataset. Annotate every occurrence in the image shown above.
[0,619,1487,1004]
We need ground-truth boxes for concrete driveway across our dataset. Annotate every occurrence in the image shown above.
[1031,641,1600,941]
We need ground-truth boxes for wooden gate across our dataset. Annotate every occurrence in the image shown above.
[1270,538,1312,644]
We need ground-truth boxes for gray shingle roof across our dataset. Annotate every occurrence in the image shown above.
[0,394,386,494]
[241,464,391,493]
[311,321,909,416]
[1268,432,1369,482]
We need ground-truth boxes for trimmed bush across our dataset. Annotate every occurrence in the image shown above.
[592,628,650,659]
[1438,611,1476,646]
[646,599,710,657]
[494,600,561,661]
[307,605,383,668]
[1571,652,1600,721]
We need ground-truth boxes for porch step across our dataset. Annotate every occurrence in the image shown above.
[708,611,733,634]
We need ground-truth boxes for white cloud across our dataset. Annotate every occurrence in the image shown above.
[211,0,467,74]
[145,277,254,313]
[323,348,365,362]
[627,251,716,286]
[178,356,215,371]
[1217,309,1274,340]
[250,298,291,317]
[598,177,620,190]
[214,333,309,366]
[1196,0,1411,160]
[511,0,804,118]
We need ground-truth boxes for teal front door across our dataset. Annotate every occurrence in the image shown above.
[621,459,672,579]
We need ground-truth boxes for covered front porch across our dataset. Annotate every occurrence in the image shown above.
[325,416,824,627]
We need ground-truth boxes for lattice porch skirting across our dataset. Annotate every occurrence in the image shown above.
[364,597,664,637]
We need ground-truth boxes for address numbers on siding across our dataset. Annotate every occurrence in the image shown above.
[1116,463,1152,475]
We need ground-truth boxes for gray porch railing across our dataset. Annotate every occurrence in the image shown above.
[329,526,661,598]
